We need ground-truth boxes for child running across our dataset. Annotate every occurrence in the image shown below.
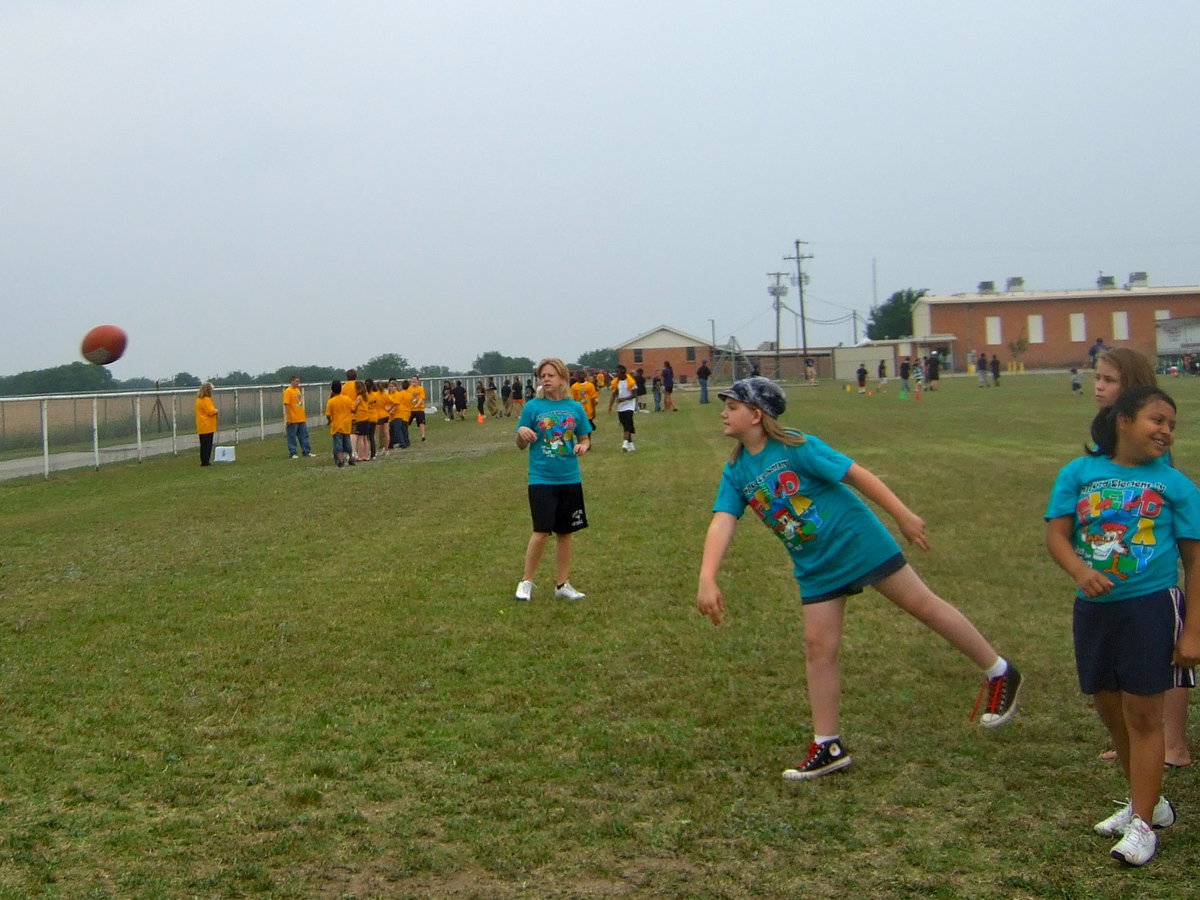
[1046,386,1200,866]
[513,358,593,602]
[695,377,1021,781]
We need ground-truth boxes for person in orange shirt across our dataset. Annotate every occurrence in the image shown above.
[570,370,599,429]
[283,375,313,459]
[368,379,389,455]
[389,378,413,449]
[409,375,428,442]
[352,380,373,462]
[195,382,219,467]
[325,380,354,467]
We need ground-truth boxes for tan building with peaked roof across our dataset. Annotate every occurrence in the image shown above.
[912,275,1200,369]
[614,326,714,381]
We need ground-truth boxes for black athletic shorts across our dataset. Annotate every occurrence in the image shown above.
[528,483,588,535]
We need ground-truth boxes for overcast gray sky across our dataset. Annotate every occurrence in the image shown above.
[3,1,1198,380]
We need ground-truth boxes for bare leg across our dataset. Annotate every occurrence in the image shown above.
[554,533,573,585]
[1094,691,1129,771]
[872,565,998,669]
[1164,686,1191,767]
[802,599,847,736]
[522,532,550,581]
[1122,692,1167,822]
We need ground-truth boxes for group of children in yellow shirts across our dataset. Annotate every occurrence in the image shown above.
[316,369,612,469]
[323,368,428,467]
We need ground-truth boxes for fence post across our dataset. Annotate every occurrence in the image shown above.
[92,397,100,470]
[41,398,50,480]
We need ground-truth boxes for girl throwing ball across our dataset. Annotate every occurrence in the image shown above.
[696,377,1021,781]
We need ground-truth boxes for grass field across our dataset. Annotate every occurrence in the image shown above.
[2,373,1199,898]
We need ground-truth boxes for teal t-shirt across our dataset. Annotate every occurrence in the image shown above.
[518,396,592,486]
[1045,454,1200,601]
[713,434,900,598]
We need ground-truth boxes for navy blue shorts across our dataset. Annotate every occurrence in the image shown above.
[1073,588,1194,696]
[801,552,906,605]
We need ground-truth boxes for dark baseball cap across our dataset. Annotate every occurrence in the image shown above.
[717,377,786,418]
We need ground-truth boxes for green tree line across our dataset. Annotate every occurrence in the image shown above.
[0,348,620,396]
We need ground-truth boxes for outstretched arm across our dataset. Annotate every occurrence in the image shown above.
[843,462,929,551]
[696,512,737,625]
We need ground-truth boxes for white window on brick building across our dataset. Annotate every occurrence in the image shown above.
[1069,313,1086,342]
[985,316,1002,345]
[1027,314,1045,344]
[1112,311,1130,342]
[1156,309,1171,321]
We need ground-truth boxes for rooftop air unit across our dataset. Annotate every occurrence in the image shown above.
[977,280,996,293]
[1006,276,1025,292]
[1128,271,1149,288]
[1097,275,1117,290]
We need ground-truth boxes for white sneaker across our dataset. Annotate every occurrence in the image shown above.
[514,580,534,602]
[626,442,636,452]
[1110,815,1157,866]
[554,582,586,601]
[1094,796,1176,836]
[621,440,630,451]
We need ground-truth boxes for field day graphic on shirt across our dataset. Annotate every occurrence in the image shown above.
[1074,479,1166,579]
[745,464,821,551]
[535,411,581,457]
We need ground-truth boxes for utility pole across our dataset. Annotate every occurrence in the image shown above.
[767,272,788,379]
[784,240,813,357]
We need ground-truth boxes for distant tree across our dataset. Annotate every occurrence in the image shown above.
[213,371,254,386]
[866,288,927,340]
[118,377,157,390]
[576,348,618,370]
[1007,334,1029,362]
[417,364,455,378]
[473,351,536,375]
[0,362,116,395]
[360,353,411,380]
[170,372,202,388]
[263,365,343,386]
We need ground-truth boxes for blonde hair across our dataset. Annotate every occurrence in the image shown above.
[197,382,213,398]
[536,357,569,382]
[729,409,806,462]
[1097,347,1157,394]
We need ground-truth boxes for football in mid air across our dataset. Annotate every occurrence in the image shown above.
[81,325,128,366]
